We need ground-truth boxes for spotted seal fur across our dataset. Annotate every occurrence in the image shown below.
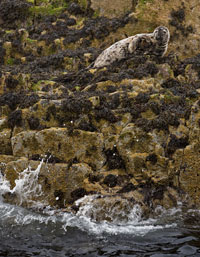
[54,26,170,83]
[92,26,170,68]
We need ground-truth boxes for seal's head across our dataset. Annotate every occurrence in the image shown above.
[153,26,170,43]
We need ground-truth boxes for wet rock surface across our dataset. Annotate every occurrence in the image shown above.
[0,0,200,217]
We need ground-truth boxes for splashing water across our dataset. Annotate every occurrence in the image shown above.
[59,195,177,235]
[0,160,45,208]
[0,161,178,236]
[0,171,10,201]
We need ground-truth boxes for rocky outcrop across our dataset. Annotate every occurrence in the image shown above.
[0,0,200,219]
[11,128,105,169]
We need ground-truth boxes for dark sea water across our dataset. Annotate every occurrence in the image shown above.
[1,163,200,257]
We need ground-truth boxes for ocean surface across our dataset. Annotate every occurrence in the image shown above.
[0,162,200,257]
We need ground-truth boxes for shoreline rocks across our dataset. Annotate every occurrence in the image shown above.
[0,0,200,218]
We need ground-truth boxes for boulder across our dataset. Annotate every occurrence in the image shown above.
[3,158,93,207]
[11,128,106,170]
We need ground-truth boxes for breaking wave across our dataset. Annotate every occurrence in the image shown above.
[0,161,192,236]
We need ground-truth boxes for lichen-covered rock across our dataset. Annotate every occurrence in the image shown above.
[66,163,93,202]
[0,0,200,218]
[117,123,168,182]
[0,129,12,155]
[0,155,17,176]
[11,128,106,170]
[3,158,93,207]
[167,100,200,206]
[91,0,134,18]
[169,144,200,207]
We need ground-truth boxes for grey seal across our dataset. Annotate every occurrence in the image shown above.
[92,26,170,68]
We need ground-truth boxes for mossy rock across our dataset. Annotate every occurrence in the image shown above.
[29,5,66,17]
[11,128,106,170]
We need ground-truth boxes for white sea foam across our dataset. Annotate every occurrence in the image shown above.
[0,163,178,236]
[0,171,11,200]
[0,198,177,236]
[58,195,177,236]
[13,160,45,206]
[0,160,46,208]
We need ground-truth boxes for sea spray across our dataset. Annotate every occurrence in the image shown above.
[0,170,11,201]
[0,162,177,236]
[75,195,142,223]
[59,195,177,235]
[0,160,46,208]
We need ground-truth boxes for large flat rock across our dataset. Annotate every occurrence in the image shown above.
[11,128,106,170]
